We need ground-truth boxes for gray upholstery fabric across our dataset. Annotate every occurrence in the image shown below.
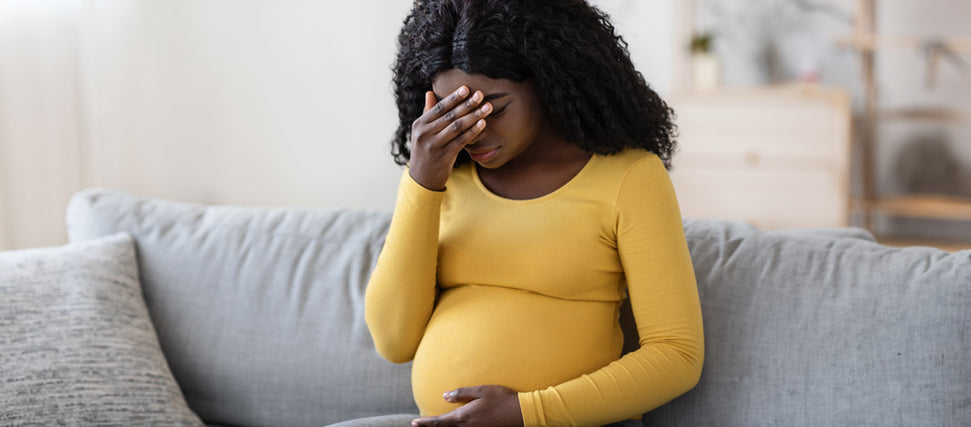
[67,189,417,427]
[325,414,418,427]
[324,415,644,427]
[65,188,970,426]
[643,219,971,426]
[772,225,876,242]
[0,233,202,426]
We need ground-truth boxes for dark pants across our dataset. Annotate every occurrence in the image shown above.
[603,419,643,427]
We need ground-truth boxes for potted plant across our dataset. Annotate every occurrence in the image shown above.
[690,32,720,90]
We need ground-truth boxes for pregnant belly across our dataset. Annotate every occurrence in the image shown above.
[411,285,623,416]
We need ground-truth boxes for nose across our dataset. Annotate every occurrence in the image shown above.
[468,129,489,146]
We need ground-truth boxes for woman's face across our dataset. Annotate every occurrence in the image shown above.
[431,69,547,169]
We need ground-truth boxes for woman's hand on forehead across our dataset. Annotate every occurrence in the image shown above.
[406,85,492,191]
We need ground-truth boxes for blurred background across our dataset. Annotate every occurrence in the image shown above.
[1,0,969,252]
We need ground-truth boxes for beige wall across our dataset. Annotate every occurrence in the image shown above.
[0,0,676,250]
[4,0,969,251]
[0,1,84,250]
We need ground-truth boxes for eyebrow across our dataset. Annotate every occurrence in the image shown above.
[483,92,509,101]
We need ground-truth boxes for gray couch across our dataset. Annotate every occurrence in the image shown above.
[13,188,968,426]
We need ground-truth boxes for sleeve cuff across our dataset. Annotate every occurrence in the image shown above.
[398,168,446,208]
[518,391,544,427]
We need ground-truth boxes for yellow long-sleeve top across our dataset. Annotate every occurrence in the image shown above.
[365,149,704,427]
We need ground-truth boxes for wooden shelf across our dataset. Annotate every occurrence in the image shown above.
[879,107,969,124]
[845,0,971,235]
[872,195,971,221]
[837,33,971,53]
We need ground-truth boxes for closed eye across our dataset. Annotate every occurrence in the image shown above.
[490,105,508,117]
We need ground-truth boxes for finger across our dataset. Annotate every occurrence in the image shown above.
[445,118,486,151]
[428,90,486,134]
[435,101,492,143]
[412,415,453,427]
[423,91,437,114]
[423,85,469,122]
[444,386,484,403]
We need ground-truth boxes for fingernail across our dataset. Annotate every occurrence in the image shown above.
[480,103,492,113]
[476,119,485,128]
[472,91,482,101]
[458,86,468,96]
[443,391,453,400]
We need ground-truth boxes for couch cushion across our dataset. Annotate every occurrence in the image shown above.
[642,219,971,426]
[0,233,202,425]
[67,189,416,427]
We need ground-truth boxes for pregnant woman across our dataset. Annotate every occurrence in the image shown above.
[365,1,704,426]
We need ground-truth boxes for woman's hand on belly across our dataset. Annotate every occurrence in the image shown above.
[411,385,524,427]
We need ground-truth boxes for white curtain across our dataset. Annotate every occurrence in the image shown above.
[0,0,84,251]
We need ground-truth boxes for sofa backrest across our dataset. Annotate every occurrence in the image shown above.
[67,188,417,427]
[68,189,971,426]
[643,219,971,426]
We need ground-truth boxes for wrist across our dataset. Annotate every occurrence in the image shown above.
[408,169,446,192]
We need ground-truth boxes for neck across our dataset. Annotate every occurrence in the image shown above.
[494,121,585,175]
[476,122,593,200]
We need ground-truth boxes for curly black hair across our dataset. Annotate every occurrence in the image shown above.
[391,0,677,169]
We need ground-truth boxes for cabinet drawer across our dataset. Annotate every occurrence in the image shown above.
[671,167,849,229]
[669,88,851,165]
[667,87,852,228]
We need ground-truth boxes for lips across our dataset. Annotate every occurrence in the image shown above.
[466,146,500,163]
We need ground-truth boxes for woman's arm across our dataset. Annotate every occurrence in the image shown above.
[364,170,445,363]
[518,155,704,426]
[366,87,492,363]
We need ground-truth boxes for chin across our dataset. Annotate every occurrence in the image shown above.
[475,160,504,169]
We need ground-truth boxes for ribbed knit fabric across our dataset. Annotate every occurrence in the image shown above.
[366,149,703,426]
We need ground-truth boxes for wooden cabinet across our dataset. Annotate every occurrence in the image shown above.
[667,86,852,229]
